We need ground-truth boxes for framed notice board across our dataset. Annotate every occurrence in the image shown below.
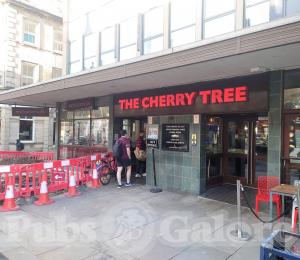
[162,124,189,152]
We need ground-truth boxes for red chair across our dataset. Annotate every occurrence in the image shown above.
[255,176,281,219]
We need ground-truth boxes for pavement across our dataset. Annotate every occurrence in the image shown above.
[0,183,295,260]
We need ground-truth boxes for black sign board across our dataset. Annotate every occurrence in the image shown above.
[146,124,159,148]
[12,107,49,117]
[66,98,95,111]
[162,124,189,152]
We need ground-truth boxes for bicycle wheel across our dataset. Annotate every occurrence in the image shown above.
[99,165,111,185]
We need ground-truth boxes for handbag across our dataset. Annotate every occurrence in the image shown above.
[134,149,146,161]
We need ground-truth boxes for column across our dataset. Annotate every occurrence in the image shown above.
[267,71,283,178]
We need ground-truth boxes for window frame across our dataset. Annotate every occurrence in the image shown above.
[53,28,63,53]
[21,61,39,86]
[143,6,164,55]
[244,0,271,27]
[19,116,35,143]
[23,19,37,45]
[83,33,98,70]
[202,0,236,39]
[100,26,116,66]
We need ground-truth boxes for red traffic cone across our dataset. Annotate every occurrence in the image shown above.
[34,174,54,206]
[0,175,19,212]
[66,172,80,197]
[91,165,100,189]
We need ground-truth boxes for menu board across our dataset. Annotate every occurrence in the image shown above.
[162,124,189,152]
[146,124,159,148]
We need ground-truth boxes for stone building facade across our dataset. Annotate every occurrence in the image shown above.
[0,0,62,151]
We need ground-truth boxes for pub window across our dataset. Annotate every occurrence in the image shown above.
[84,33,97,70]
[21,61,39,86]
[203,0,236,39]
[100,26,116,66]
[143,6,164,55]
[170,0,196,47]
[244,0,270,27]
[23,19,37,44]
[119,17,137,61]
[60,106,109,147]
[19,116,33,141]
[284,69,300,110]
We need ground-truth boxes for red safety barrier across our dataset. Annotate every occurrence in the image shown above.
[0,152,107,205]
[0,151,54,165]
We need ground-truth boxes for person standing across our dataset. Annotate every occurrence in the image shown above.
[116,129,132,188]
[16,139,24,151]
[134,132,147,178]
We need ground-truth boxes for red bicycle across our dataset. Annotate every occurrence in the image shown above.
[96,155,117,185]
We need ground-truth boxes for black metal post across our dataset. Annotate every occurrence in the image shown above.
[150,148,162,193]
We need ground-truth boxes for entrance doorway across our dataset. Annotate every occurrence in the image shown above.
[283,113,300,184]
[114,117,148,185]
[206,115,269,187]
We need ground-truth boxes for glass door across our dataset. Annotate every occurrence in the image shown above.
[283,114,300,184]
[224,119,252,185]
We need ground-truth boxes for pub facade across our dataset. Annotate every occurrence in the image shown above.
[53,69,300,195]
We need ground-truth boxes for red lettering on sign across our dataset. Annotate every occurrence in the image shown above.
[133,98,139,109]
[119,99,126,109]
[141,97,149,108]
[235,86,248,102]
[224,88,234,103]
[185,92,197,105]
[149,96,159,108]
[175,93,185,106]
[199,90,211,104]
[211,89,223,104]
[159,95,166,107]
[166,95,175,107]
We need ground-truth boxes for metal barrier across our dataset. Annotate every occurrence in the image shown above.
[0,151,54,164]
[0,153,104,202]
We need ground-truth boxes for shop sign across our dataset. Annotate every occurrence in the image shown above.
[66,98,95,111]
[118,86,248,110]
[146,124,159,148]
[162,124,189,152]
[12,107,49,117]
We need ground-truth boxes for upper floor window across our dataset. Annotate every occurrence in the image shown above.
[245,0,270,27]
[21,61,39,86]
[52,67,62,79]
[203,0,236,39]
[23,19,37,44]
[69,40,82,74]
[100,26,116,66]
[170,0,196,47]
[84,33,97,69]
[53,29,63,52]
[285,0,300,17]
[119,17,137,61]
[143,7,164,55]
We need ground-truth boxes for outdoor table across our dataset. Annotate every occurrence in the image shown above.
[269,184,299,230]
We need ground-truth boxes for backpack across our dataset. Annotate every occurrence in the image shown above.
[112,139,122,158]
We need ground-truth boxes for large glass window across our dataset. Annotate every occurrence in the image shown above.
[285,0,300,17]
[53,29,63,52]
[119,17,137,61]
[143,7,164,54]
[203,0,236,39]
[245,0,270,27]
[170,0,196,47]
[69,40,82,74]
[19,117,33,141]
[284,70,300,110]
[60,106,109,147]
[100,26,116,65]
[84,33,97,70]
